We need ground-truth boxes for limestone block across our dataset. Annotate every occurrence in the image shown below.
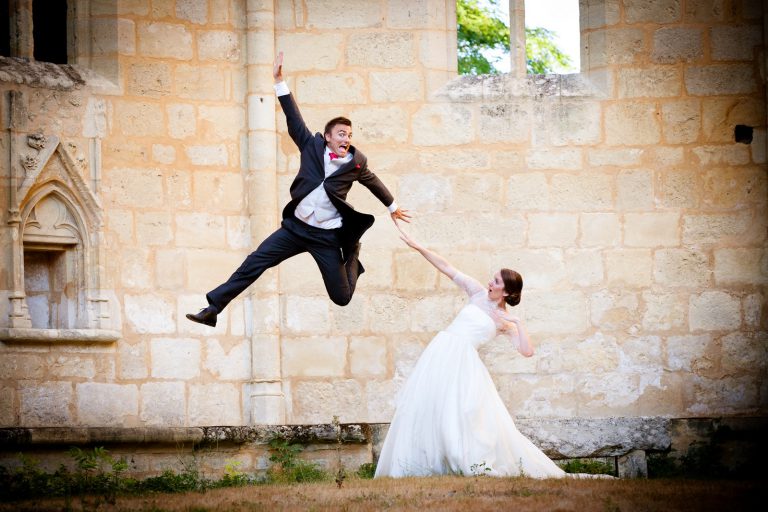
[279,253,327,294]
[626,0,681,23]
[419,30,453,70]
[124,294,176,334]
[20,381,73,427]
[175,213,227,247]
[349,336,387,376]
[714,248,767,285]
[412,104,474,146]
[605,249,652,287]
[605,102,661,145]
[193,172,244,211]
[370,71,423,103]
[0,386,14,426]
[653,249,710,288]
[90,17,136,55]
[528,213,578,247]
[347,33,415,68]
[524,290,589,334]
[624,212,680,247]
[228,299,246,336]
[366,379,396,422]
[588,148,643,167]
[687,375,759,415]
[684,0,727,22]
[250,334,281,381]
[198,30,241,62]
[507,172,549,210]
[393,336,428,381]
[591,289,640,332]
[657,169,698,208]
[410,295,457,333]
[387,0,447,28]
[662,99,701,144]
[534,101,602,146]
[683,211,763,246]
[306,0,382,28]
[167,103,197,139]
[480,102,532,144]
[711,25,762,61]
[152,144,176,164]
[578,372,640,414]
[109,168,164,208]
[140,381,186,426]
[199,105,246,140]
[652,27,703,63]
[120,247,153,288]
[114,101,164,137]
[188,383,241,425]
[76,383,139,426]
[127,63,172,97]
[282,295,330,334]
[0,354,44,379]
[721,332,768,375]
[295,74,366,104]
[138,22,193,59]
[702,98,764,143]
[47,355,96,379]
[515,374,578,417]
[565,249,604,287]
[586,29,645,67]
[395,251,438,291]
[185,144,228,166]
[452,173,504,212]
[151,338,201,379]
[751,128,766,164]
[290,380,364,424]
[276,33,342,71]
[281,337,347,378]
[617,169,654,210]
[618,335,663,372]
[176,65,227,100]
[618,67,682,98]
[743,293,763,328]
[136,212,173,246]
[618,449,648,478]
[176,0,207,24]
[580,213,621,247]
[666,334,713,372]
[156,249,186,290]
[526,148,582,170]
[685,65,757,96]
[226,216,251,250]
[647,146,684,166]
[689,291,741,331]
[550,173,613,211]
[118,341,148,380]
[642,291,686,331]
[204,339,250,380]
[692,145,750,166]
[368,294,411,333]
[331,295,367,335]
[505,249,567,290]
[580,0,621,29]
[702,167,767,209]
[347,106,408,144]
[397,173,451,212]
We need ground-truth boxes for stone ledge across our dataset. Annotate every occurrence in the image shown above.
[0,328,121,344]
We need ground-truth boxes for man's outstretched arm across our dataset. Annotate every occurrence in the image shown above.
[273,51,313,151]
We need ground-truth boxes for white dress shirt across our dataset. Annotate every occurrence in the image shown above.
[274,81,399,230]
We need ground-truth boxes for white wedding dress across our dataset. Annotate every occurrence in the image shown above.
[375,272,568,479]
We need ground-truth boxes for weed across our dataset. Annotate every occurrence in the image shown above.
[266,436,330,484]
[356,462,376,479]
[469,461,492,477]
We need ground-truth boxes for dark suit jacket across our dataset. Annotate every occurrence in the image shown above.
[278,93,395,256]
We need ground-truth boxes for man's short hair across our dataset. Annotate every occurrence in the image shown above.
[324,116,352,136]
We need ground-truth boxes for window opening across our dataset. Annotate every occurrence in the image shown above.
[1,0,10,57]
[33,0,68,63]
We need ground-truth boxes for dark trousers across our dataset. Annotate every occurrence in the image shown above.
[206,217,362,311]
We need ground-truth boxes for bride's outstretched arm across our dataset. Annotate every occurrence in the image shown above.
[396,222,458,280]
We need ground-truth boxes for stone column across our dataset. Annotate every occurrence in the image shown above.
[9,0,34,60]
[244,0,284,424]
[509,0,526,78]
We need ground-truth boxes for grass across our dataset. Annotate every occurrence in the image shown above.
[1,475,764,512]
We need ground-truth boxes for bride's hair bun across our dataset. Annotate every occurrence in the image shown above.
[501,268,523,307]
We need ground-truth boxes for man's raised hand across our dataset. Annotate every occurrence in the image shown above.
[273,51,284,83]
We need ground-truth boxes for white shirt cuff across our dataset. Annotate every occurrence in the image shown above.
[274,81,290,96]
[387,202,398,213]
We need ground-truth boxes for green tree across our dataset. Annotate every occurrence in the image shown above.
[457,0,572,75]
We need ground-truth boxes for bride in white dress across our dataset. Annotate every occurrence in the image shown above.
[375,225,569,479]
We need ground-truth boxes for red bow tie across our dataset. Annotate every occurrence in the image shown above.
[329,152,339,160]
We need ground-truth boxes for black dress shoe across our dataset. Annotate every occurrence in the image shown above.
[186,306,217,327]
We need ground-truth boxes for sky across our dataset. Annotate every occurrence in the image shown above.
[482,0,581,74]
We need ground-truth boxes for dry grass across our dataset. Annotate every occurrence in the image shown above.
[3,475,763,512]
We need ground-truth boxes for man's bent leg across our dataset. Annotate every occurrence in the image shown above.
[205,226,303,312]
[308,244,358,306]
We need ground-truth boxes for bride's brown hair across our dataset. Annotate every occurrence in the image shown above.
[501,268,523,307]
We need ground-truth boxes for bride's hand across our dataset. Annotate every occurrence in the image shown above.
[395,221,420,250]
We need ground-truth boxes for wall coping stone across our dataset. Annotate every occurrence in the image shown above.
[0,328,121,344]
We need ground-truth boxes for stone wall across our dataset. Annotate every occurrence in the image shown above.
[0,0,766,433]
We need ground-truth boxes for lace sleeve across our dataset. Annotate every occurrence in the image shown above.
[452,272,485,297]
